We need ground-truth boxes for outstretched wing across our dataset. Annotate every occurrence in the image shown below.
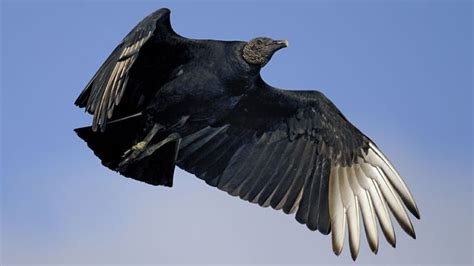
[75,8,183,132]
[177,80,420,260]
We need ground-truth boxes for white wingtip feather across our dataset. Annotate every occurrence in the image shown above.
[367,143,420,218]
[347,197,360,260]
[329,166,345,255]
[328,144,418,257]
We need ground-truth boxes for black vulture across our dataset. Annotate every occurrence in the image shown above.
[75,8,420,260]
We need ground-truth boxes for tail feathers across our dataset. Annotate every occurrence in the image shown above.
[119,138,180,187]
[75,115,178,187]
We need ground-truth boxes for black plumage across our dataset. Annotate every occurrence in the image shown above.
[75,8,420,260]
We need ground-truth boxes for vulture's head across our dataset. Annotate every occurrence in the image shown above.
[243,37,288,67]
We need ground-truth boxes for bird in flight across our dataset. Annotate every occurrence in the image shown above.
[75,8,420,260]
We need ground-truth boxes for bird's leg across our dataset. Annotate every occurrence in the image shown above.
[133,133,180,162]
[118,116,188,171]
[172,115,190,129]
[119,123,164,168]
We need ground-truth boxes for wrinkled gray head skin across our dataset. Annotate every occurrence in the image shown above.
[243,37,289,66]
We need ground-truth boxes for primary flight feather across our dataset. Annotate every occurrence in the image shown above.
[75,8,420,260]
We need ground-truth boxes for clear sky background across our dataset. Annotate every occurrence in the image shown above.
[1,0,472,265]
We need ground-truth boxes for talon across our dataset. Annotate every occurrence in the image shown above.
[132,141,147,151]
[134,133,180,161]
[122,141,147,158]
[117,124,173,171]
[120,141,147,167]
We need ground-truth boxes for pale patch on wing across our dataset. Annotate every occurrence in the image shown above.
[91,31,153,131]
[328,143,419,260]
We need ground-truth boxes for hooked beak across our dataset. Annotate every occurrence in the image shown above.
[273,40,289,48]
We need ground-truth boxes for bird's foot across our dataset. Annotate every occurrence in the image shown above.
[118,130,180,171]
[134,133,180,161]
[118,123,164,171]
[121,140,147,160]
[118,141,148,170]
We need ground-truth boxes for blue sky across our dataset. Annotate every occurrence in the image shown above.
[1,0,472,265]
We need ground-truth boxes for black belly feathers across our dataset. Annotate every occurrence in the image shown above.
[75,8,420,260]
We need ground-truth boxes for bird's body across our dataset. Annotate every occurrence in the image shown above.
[75,8,420,260]
[148,41,254,127]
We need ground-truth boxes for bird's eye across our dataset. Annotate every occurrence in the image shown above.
[256,40,263,45]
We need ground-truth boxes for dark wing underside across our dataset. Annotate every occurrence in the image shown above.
[177,80,420,259]
[75,8,182,132]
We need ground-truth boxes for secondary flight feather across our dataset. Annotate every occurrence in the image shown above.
[75,8,420,260]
